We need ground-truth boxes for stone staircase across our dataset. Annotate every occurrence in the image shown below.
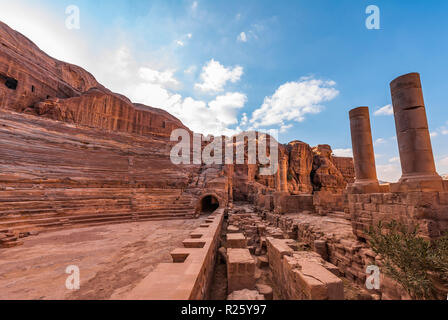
[0,188,197,243]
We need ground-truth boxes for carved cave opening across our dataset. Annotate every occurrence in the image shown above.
[200,195,219,213]
[5,77,18,90]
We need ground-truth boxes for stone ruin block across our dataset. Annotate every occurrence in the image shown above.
[438,192,448,206]
[266,237,343,300]
[226,233,247,248]
[284,253,344,300]
[350,188,448,240]
[227,248,256,294]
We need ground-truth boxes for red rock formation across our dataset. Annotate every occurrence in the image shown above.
[0,21,188,137]
[286,141,314,194]
[0,21,197,242]
[311,145,349,193]
[0,20,354,243]
[332,156,355,185]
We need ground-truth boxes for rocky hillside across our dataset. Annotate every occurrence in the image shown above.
[0,21,188,136]
[0,20,354,241]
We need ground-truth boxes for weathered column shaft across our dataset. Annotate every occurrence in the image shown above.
[280,158,289,192]
[276,162,281,191]
[247,164,257,182]
[226,164,234,201]
[349,107,379,192]
[390,73,441,184]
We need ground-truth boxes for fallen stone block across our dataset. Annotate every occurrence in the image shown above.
[227,289,264,300]
[227,248,256,293]
[227,225,240,233]
[255,284,273,300]
[226,233,247,248]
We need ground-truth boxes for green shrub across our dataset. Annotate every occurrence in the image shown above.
[367,221,448,300]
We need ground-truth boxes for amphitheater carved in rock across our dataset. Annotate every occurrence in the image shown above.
[0,21,447,300]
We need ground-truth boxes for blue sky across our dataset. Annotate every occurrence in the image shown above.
[1,0,448,181]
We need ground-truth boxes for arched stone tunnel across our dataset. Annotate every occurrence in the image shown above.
[198,195,220,213]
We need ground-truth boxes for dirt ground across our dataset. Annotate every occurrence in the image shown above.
[0,218,206,300]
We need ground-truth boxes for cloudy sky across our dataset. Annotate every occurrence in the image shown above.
[1,0,448,181]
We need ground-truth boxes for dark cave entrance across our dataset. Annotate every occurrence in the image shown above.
[4,77,18,90]
[200,195,219,213]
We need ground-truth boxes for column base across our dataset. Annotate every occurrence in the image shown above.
[391,174,444,192]
[347,180,380,194]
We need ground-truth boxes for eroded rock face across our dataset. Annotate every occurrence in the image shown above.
[286,141,314,194]
[0,21,97,111]
[0,21,200,241]
[0,21,188,137]
[231,137,354,201]
[311,145,350,193]
[0,20,354,241]
[332,156,355,185]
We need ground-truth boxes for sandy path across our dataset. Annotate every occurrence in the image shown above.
[0,218,205,300]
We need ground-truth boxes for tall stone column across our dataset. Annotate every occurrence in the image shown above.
[280,158,289,193]
[348,107,379,193]
[276,161,281,191]
[390,73,443,190]
[226,164,234,207]
[247,164,257,182]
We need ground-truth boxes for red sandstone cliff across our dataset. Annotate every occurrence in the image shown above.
[0,21,188,137]
[0,20,354,241]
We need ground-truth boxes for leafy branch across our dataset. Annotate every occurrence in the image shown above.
[367,221,448,300]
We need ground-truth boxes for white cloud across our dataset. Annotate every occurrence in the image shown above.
[191,1,198,10]
[333,148,353,157]
[389,157,400,163]
[0,0,89,69]
[437,156,448,175]
[377,164,401,182]
[195,59,243,93]
[238,19,275,43]
[249,77,339,129]
[240,113,248,126]
[209,92,247,126]
[237,32,247,42]
[374,138,387,145]
[280,124,293,133]
[374,104,393,116]
[94,47,246,136]
[138,67,179,88]
[184,65,197,74]
[431,125,448,137]
[175,33,193,47]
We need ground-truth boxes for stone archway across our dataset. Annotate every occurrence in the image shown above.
[198,194,220,214]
